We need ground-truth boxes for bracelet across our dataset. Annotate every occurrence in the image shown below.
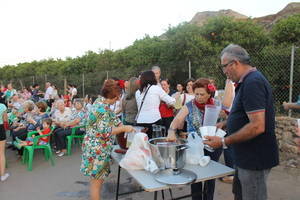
[222,137,228,149]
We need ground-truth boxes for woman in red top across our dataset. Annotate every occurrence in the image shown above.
[159,79,176,131]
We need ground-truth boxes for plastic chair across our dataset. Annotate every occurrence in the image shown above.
[67,125,86,156]
[22,130,55,171]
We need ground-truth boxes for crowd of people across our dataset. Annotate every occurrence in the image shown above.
[0,81,83,181]
[0,44,300,200]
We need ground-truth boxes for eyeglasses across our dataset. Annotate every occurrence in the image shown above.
[220,60,235,70]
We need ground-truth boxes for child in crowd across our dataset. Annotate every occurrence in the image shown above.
[14,118,52,148]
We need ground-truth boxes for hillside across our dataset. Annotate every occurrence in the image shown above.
[190,9,248,26]
[189,2,300,29]
[254,2,300,29]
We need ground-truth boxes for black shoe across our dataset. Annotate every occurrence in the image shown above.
[7,144,14,149]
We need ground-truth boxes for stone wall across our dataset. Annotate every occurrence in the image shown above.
[275,116,300,168]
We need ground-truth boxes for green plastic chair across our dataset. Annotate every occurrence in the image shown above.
[67,125,86,156]
[22,130,55,171]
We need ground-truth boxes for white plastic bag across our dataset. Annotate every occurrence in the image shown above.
[186,132,205,165]
[124,126,144,148]
[120,132,158,173]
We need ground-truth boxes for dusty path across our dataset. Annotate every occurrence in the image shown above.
[1,146,300,200]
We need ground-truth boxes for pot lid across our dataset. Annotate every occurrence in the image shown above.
[154,169,197,185]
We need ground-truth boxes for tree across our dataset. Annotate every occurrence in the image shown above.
[271,14,300,45]
[200,16,270,51]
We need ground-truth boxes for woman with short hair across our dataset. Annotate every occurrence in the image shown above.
[11,100,37,141]
[54,101,87,157]
[167,78,222,200]
[80,79,134,200]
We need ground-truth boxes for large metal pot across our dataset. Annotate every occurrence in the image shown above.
[148,137,188,170]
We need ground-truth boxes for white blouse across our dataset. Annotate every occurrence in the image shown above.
[135,85,175,123]
[180,93,195,105]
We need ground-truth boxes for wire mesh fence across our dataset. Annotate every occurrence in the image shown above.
[1,45,299,116]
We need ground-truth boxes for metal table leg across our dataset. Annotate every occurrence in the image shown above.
[115,166,121,200]
[154,191,158,200]
[161,190,165,200]
[169,189,174,200]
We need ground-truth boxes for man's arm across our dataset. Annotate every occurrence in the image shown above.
[225,111,265,145]
[204,111,265,148]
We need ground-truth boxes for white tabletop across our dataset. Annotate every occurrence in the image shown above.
[112,147,234,192]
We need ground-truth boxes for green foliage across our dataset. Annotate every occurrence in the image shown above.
[0,15,299,108]
[271,14,300,45]
[200,16,270,50]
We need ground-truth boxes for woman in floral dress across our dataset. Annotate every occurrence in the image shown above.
[80,80,134,200]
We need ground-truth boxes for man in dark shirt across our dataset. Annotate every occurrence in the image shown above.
[204,44,279,200]
[31,84,41,103]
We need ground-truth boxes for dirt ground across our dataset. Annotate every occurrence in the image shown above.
[1,145,300,200]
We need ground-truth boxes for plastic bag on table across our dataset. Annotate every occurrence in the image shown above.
[120,132,159,173]
[186,132,205,165]
[125,126,144,148]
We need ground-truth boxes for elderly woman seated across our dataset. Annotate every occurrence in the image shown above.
[52,100,86,157]
[10,101,38,153]
[27,101,49,129]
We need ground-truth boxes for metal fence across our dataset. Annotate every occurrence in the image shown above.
[1,45,299,116]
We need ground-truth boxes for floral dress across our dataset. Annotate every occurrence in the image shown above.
[71,109,87,127]
[80,98,121,180]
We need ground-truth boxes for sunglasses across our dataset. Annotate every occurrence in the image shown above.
[220,60,235,69]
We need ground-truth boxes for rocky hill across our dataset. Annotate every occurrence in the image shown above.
[189,2,300,29]
[254,2,300,29]
[190,9,248,26]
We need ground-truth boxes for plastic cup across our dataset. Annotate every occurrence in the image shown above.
[203,99,221,126]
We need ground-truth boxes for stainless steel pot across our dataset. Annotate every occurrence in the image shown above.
[148,137,188,170]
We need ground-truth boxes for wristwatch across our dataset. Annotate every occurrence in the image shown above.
[221,137,228,149]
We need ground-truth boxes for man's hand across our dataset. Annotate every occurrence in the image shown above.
[203,136,222,149]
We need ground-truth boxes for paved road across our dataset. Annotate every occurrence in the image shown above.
[1,145,300,200]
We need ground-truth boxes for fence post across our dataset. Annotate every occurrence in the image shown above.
[45,74,47,83]
[188,60,191,79]
[64,78,67,95]
[32,76,35,85]
[106,71,108,80]
[288,44,295,117]
[82,73,85,98]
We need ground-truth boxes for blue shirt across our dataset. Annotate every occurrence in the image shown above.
[0,103,7,124]
[227,69,279,170]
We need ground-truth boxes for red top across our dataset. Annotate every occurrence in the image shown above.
[39,128,51,143]
[159,102,174,118]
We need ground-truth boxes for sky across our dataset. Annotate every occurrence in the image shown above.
[0,0,296,67]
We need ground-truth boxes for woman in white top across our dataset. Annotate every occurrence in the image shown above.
[182,78,195,104]
[135,71,175,138]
